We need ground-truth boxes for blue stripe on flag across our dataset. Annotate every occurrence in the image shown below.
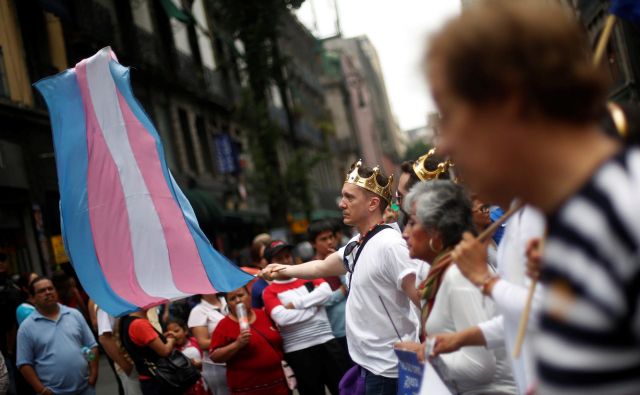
[109,61,253,292]
[34,71,138,316]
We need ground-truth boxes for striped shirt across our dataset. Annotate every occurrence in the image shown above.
[537,148,640,395]
[263,278,335,353]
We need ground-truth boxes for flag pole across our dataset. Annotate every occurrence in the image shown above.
[593,15,617,66]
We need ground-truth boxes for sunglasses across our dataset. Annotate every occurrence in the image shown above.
[342,240,359,272]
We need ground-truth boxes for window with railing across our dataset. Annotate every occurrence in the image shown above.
[193,0,216,70]
[0,1,33,106]
[196,115,214,173]
[178,109,199,172]
[131,0,154,33]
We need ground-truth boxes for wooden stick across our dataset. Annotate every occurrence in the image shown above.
[513,238,544,358]
[442,200,525,265]
[477,201,524,243]
[593,15,617,66]
[513,279,537,358]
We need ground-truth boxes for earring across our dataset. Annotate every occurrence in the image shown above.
[429,238,439,253]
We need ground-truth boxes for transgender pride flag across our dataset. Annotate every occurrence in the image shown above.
[34,47,252,316]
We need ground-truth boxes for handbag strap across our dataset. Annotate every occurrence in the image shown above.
[252,325,280,356]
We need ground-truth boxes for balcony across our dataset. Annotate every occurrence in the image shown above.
[134,27,162,69]
[268,105,289,130]
[203,67,226,102]
[175,51,202,93]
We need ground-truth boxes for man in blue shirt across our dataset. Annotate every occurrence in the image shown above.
[17,277,98,395]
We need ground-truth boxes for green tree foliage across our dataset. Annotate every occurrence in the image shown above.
[211,0,306,225]
[403,141,432,162]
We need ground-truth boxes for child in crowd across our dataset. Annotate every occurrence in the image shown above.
[166,319,208,395]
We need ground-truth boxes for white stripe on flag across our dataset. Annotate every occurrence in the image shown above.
[85,48,188,299]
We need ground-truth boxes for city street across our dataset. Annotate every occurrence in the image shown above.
[95,355,119,395]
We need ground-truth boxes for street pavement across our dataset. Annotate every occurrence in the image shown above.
[95,354,119,395]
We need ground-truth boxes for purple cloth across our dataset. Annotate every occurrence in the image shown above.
[339,365,365,395]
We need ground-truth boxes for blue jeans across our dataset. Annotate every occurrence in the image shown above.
[362,369,397,395]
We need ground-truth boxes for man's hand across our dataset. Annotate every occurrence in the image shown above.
[394,341,426,362]
[431,333,462,356]
[39,388,54,395]
[259,264,289,281]
[525,238,543,281]
[451,232,491,286]
[235,330,251,348]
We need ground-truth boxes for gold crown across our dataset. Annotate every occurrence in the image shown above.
[413,148,453,181]
[344,160,394,203]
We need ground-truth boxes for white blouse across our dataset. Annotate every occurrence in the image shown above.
[425,264,516,395]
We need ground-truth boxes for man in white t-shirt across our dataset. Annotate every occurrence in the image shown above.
[263,160,419,395]
[96,308,142,395]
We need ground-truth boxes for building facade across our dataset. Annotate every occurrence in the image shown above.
[322,35,406,178]
[0,0,349,275]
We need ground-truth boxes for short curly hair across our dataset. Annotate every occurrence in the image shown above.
[426,0,607,124]
[403,180,474,249]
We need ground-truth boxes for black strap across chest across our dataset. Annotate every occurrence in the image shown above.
[347,224,391,289]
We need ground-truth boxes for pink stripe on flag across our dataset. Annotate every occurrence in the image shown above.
[115,84,217,294]
[76,59,164,307]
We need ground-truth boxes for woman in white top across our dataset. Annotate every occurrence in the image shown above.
[188,293,229,395]
[400,180,516,395]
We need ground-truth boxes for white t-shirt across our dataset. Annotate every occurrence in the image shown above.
[338,227,419,378]
[188,298,227,365]
[97,308,132,377]
[180,344,202,362]
[97,308,115,336]
[426,265,516,395]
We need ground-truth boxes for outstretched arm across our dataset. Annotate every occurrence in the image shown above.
[261,251,346,280]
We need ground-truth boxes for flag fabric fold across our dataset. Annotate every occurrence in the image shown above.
[34,47,253,317]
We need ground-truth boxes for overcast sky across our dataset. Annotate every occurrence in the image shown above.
[295,0,461,131]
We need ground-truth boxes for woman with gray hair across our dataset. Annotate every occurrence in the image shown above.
[399,180,516,395]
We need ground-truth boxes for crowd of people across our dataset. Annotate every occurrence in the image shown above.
[1,1,639,394]
[0,221,355,395]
